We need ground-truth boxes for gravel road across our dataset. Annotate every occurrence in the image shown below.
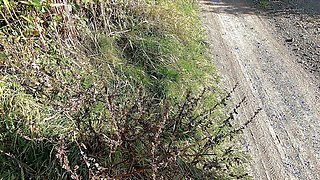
[200,0,320,179]
[264,0,320,85]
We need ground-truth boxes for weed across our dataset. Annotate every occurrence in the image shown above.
[0,0,255,179]
[257,0,272,9]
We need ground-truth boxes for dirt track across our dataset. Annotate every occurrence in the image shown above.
[200,0,320,179]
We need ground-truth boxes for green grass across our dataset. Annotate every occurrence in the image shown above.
[0,0,251,179]
[258,0,272,9]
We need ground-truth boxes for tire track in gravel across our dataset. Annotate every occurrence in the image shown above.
[200,0,320,179]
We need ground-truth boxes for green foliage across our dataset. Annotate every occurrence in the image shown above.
[257,0,272,9]
[0,0,252,179]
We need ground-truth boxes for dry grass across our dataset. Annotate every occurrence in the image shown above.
[0,0,254,179]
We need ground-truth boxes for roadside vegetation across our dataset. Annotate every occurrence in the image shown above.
[0,0,254,179]
[256,0,272,9]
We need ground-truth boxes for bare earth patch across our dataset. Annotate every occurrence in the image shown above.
[261,0,320,87]
[200,0,320,179]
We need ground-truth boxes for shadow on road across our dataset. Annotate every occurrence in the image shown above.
[201,0,257,15]
[201,0,320,16]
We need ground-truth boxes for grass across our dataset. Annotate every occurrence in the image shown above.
[257,0,272,9]
[0,0,253,179]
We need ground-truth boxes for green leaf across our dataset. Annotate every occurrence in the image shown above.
[0,52,6,59]
[20,15,33,24]
[30,0,41,6]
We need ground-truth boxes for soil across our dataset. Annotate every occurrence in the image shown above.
[200,0,320,179]
[260,0,320,87]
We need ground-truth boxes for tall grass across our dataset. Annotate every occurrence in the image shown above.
[0,0,254,179]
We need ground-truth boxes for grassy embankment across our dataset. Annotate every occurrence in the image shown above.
[0,0,252,179]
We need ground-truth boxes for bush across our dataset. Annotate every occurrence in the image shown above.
[64,85,256,179]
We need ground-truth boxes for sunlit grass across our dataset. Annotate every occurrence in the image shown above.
[0,0,250,179]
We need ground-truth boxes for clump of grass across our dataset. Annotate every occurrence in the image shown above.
[257,0,272,9]
[0,0,256,179]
